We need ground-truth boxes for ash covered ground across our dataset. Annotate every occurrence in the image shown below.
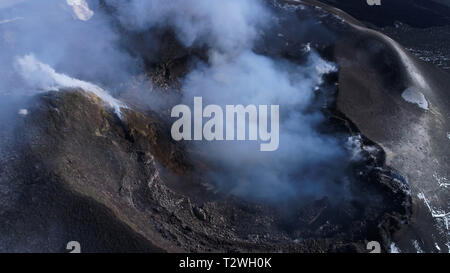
[320,0,450,71]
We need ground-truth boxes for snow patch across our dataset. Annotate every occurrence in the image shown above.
[412,240,424,253]
[401,87,429,110]
[66,0,94,21]
[417,192,449,230]
[435,243,441,251]
[434,173,450,189]
[15,54,125,117]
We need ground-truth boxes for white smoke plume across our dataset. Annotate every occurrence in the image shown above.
[105,0,270,53]
[16,54,125,117]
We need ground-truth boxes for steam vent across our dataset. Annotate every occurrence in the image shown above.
[0,0,448,254]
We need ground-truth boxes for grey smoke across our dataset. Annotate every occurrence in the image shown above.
[0,0,353,203]
[105,0,270,53]
[103,0,352,202]
[181,50,349,202]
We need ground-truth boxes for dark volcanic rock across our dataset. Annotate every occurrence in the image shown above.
[0,87,411,252]
[299,0,450,252]
[317,0,450,28]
